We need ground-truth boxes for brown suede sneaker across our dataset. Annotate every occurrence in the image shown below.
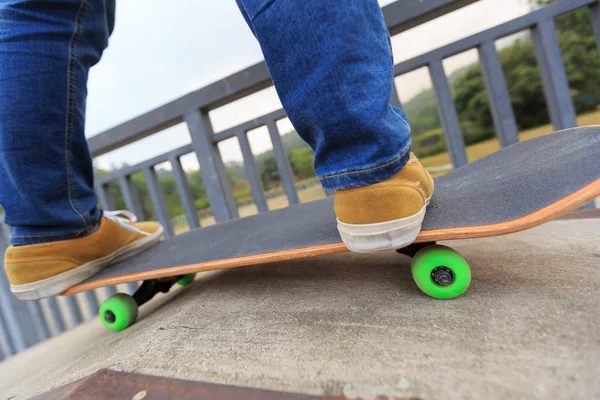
[4,211,163,300]
[334,153,434,252]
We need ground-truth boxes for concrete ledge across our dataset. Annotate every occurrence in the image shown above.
[1,218,599,399]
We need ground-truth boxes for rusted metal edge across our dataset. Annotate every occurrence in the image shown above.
[32,369,421,400]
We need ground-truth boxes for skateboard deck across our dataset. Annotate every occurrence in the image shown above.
[63,126,600,301]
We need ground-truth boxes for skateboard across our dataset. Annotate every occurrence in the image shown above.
[62,126,600,331]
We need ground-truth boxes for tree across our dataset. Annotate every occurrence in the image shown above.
[556,9,600,112]
[186,170,210,210]
[258,153,281,189]
[288,147,316,179]
[450,5,599,140]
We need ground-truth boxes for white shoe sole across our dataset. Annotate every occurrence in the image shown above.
[10,226,164,301]
[337,193,432,253]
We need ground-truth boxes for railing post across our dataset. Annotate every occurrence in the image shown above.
[238,132,269,213]
[531,19,577,130]
[63,296,83,327]
[0,308,14,357]
[590,4,600,55]
[126,282,140,295]
[478,40,519,147]
[119,175,145,219]
[0,273,26,353]
[143,167,175,237]
[266,120,300,206]
[185,110,239,223]
[26,302,50,342]
[429,59,468,167]
[45,297,65,335]
[0,220,47,352]
[169,156,200,230]
[96,184,115,210]
[82,291,99,317]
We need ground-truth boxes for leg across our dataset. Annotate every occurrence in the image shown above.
[1,1,164,299]
[235,0,433,251]
[235,0,411,189]
[0,0,114,245]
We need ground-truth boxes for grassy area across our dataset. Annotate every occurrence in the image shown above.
[420,110,600,170]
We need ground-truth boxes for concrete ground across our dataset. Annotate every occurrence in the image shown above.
[1,218,599,400]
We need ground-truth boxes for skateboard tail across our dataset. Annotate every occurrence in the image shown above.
[417,177,600,241]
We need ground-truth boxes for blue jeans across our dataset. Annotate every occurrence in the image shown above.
[0,0,411,246]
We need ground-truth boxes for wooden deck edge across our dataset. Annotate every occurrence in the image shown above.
[62,178,600,296]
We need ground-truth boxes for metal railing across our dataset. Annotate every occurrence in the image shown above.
[1,0,598,359]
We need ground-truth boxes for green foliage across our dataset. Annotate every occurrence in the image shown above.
[412,128,447,158]
[223,163,253,203]
[158,173,184,216]
[186,170,209,210]
[557,10,600,113]
[259,152,279,183]
[288,147,316,179]
[402,88,441,136]
[225,161,247,183]
[406,6,599,157]
[280,131,310,152]
[256,150,281,189]
[451,37,551,134]
[403,68,469,136]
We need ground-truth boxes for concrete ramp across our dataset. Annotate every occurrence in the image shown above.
[1,217,599,400]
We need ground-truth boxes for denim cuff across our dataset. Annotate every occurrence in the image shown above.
[319,146,412,190]
[10,211,103,246]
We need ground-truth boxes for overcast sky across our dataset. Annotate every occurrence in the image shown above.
[89,0,533,170]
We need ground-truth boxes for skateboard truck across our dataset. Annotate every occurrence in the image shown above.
[99,273,196,332]
[133,277,182,306]
[396,241,435,258]
[101,279,176,326]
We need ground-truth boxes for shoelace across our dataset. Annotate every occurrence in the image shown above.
[104,210,150,236]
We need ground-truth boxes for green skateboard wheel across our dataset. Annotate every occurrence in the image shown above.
[176,273,196,286]
[411,245,471,299]
[99,293,139,331]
